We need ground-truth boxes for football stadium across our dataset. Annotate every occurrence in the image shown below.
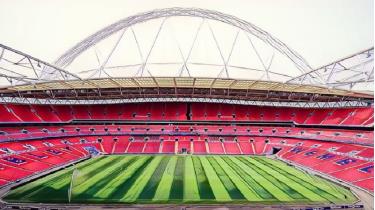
[0,3,373,210]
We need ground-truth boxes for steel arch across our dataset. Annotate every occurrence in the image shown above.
[54,7,313,74]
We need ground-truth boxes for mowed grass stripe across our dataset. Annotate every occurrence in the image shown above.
[138,156,170,200]
[254,158,338,202]
[223,157,275,199]
[259,158,356,201]
[169,156,185,200]
[4,157,101,202]
[207,157,245,200]
[255,157,355,203]
[153,156,177,201]
[72,156,133,195]
[238,157,306,200]
[70,156,109,172]
[183,156,200,201]
[213,156,262,201]
[256,158,337,194]
[310,174,356,201]
[5,167,71,201]
[13,170,72,203]
[94,156,152,200]
[258,158,335,191]
[200,156,231,201]
[225,157,286,201]
[121,156,163,202]
[71,156,123,189]
[73,156,138,200]
[192,156,215,200]
[245,158,326,202]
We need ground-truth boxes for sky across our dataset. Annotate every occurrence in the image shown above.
[0,0,373,69]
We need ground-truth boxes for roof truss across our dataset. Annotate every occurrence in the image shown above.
[288,48,374,93]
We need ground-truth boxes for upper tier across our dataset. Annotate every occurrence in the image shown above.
[0,102,372,127]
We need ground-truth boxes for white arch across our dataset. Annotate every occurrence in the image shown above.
[54,7,313,75]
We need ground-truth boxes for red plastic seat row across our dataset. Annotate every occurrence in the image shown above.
[0,103,372,127]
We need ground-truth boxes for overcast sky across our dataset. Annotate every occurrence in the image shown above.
[0,0,373,69]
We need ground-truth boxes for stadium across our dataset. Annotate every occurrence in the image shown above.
[0,4,373,210]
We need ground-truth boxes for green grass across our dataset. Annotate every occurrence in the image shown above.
[122,156,163,202]
[169,156,185,200]
[153,156,177,201]
[183,156,200,201]
[192,156,215,200]
[200,156,231,201]
[3,155,357,204]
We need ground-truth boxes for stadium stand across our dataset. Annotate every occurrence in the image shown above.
[0,103,372,127]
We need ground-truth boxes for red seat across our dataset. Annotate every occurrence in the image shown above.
[193,141,207,154]
[113,137,130,154]
[126,141,145,153]
[208,141,224,154]
[223,141,241,154]
[161,141,175,153]
[143,141,161,153]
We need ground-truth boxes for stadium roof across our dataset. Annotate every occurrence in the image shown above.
[0,8,373,103]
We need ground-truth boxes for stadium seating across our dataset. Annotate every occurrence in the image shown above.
[0,103,372,127]
[32,105,62,122]
[53,106,74,121]
[100,137,116,154]
[0,102,372,193]
[112,137,130,154]
[223,141,241,154]
[143,141,161,153]
[127,141,146,153]
[6,105,41,122]
[238,137,254,155]
[177,140,191,154]
[208,140,225,154]
[192,140,207,154]
[354,178,374,191]
[161,141,175,153]
[273,138,374,192]
[0,124,372,145]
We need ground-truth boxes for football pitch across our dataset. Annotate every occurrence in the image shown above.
[4,155,357,204]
